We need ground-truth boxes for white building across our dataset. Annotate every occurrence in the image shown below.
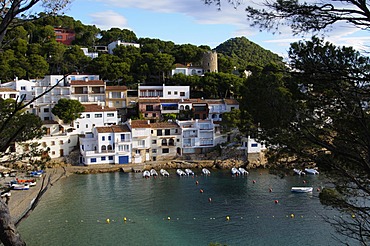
[74,104,118,134]
[0,88,18,101]
[16,120,78,159]
[171,63,204,76]
[130,120,151,163]
[177,119,215,154]
[107,40,140,54]
[150,121,181,161]
[0,78,35,102]
[81,48,98,59]
[138,84,190,99]
[79,124,132,165]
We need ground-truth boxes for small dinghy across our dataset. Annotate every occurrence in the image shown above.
[150,169,158,176]
[176,169,187,176]
[142,170,151,178]
[160,169,169,177]
[11,183,30,190]
[231,167,240,175]
[293,168,305,176]
[291,187,313,193]
[185,168,194,176]
[238,167,249,175]
[304,168,319,175]
[202,168,211,175]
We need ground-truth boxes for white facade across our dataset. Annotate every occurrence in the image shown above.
[0,88,19,100]
[107,40,140,54]
[74,104,118,134]
[150,122,181,161]
[0,79,35,102]
[139,84,190,99]
[171,64,204,76]
[240,136,266,154]
[81,48,98,59]
[130,120,151,163]
[177,119,215,154]
[79,124,132,165]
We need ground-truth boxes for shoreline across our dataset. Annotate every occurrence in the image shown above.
[7,159,264,223]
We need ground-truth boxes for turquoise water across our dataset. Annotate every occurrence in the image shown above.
[18,169,353,245]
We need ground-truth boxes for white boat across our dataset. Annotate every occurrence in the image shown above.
[231,167,240,175]
[238,167,249,175]
[142,170,151,178]
[304,168,319,175]
[160,169,169,177]
[150,169,158,176]
[293,168,305,176]
[176,169,187,176]
[11,183,30,190]
[202,168,211,175]
[291,187,313,193]
[185,168,194,176]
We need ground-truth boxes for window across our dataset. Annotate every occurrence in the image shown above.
[168,91,171,95]
[52,151,55,155]
[42,142,47,147]
[162,148,169,154]
[145,113,148,117]
[51,141,55,146]
[86,114,90,118]
[152,149,157,154]
[251,143,258,147]
[120,134,126,141]
[153,113,156,117]
[86,124,88,128]
[152,140,157,144]
[165,129,170,135]
[180,92,185,96]
[101,156,106,161]
[59,140,63,145]
[146,105,153,111]
[44,117,49,121]
[231,107,235,110]
[91,158,97,163]
[102,136,105,141]
[108,136,111,141]
[44,108,49,113]
[108,156,113,161]
[20,86,26,91]
[107,113,114,117]
[77,125,79,129]
[95,114,102,118]
[157,130,162,136]
[118,145,129,151]
[138,140,145,146]
[174,91,178,95]
[161,139,167,146]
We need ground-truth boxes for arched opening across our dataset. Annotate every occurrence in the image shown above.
[169,138,175,146]
[107,145,113,151]
[161,139,167,146]
[101,145,106,152]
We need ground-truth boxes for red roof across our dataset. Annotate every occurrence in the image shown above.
[82,104,116,112]
[131,120,150,128]
[70,80,105,85]
[96,124,130,133]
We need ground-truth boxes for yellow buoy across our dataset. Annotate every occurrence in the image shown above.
[106,218,110,224]
[226,216,230,221]
[167,216,171,220]
[124,217,127,222]
[352,214,355,218]
[290,214,295,218]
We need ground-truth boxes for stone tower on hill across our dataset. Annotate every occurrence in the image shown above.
[202,51,218,73]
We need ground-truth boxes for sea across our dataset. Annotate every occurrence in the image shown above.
[18,169,355,246]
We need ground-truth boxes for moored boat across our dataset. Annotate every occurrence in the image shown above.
[11,183,30,190]
[176,169,187,176]
[185,168,194,176]
[231,167,240,175]
[304,168,319,175]
[293,168,305,176]
[150,169,158,176]
[142,170,151,178]
[238,167,249,175]
[160,169,169,177]
[202,168,211,175]
[291,187,313,193]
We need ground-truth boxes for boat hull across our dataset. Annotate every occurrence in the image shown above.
[291,187,313,193]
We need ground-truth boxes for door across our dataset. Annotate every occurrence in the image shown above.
[119,156,129,164]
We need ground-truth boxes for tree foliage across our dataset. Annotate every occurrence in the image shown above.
[51,98,84,124]
[244,37,370,245]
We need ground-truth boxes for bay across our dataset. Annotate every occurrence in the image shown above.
[18,169,353,245]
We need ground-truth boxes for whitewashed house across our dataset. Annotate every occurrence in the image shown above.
[16,120,78,159]
[177,119,215,155]
[130,120,151,163]
[74,104,118,134]
[0,78,35,102]
[79,124,132,165]
[138,84,190,99]
[171,63,204,76]
[150,121,181,161]
[0,88,19,101]
[107,40,140,54]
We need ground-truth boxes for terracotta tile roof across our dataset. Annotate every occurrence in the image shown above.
[131,120,150,128]
[150,121,179,128]
[70,80,105,86]
[82,104,116,112]
[0,88,17,92]
[205,99,223,104]
[106,86,127,91]
[224,99,239,105]
[96,124,130,133]
[174,63,187,68]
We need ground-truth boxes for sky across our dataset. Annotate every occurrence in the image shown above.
[37,0,370,59]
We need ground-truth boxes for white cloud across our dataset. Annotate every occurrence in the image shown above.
[89,10,130,30]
